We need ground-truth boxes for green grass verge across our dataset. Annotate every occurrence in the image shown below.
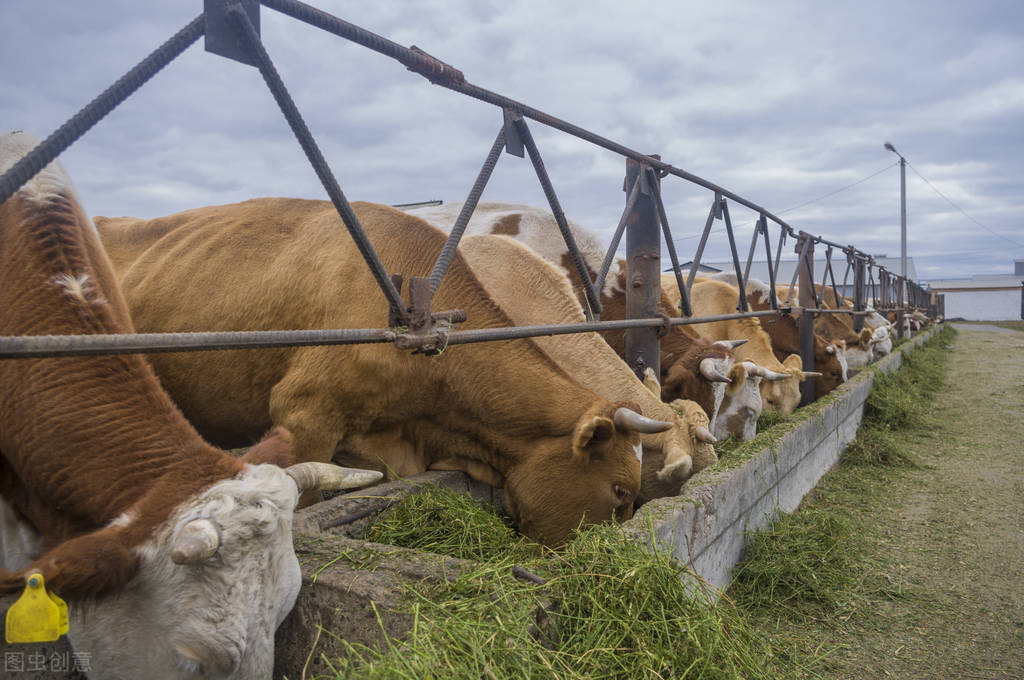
[727,326,955,627]
[953,319,1024,332]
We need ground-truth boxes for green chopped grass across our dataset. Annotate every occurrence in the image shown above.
[728,508,862,615]
[365,485,536,563]
[317,488,795,680]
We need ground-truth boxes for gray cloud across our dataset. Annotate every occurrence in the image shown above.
[3,0,1022,281]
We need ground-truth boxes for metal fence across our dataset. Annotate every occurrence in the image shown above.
[0,0,938,405]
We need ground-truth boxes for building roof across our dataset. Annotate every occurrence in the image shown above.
[925,274,1023,291]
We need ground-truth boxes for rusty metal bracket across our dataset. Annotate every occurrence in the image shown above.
[655,313,672,339]
[391,276,467,354]
[401,45,466,86]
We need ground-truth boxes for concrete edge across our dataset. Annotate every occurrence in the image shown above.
[621,324,942,593]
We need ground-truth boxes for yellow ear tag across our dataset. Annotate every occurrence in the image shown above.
[48,590,69,636]
[4,572,65,643]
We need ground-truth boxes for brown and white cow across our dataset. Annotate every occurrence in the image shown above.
[802,283,894,360]
[668,279,816,416]
[403,201,759,439]
[456,233,718,501]
[707,274,847,398]
[0,131,380,679]
[773,284,876,368]
[97,198,670,547]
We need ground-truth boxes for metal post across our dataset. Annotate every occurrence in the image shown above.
[897,278,906,338]
[900,156,907,284]
[623,158,661,381]
[852,254,866,332]
[796,232,816,406]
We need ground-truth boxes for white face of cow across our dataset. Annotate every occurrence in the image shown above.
[828,343,849,382]
[67,464,302,680]
[715,366,763,442]
[844,342,872,369]
[870,326,893,359]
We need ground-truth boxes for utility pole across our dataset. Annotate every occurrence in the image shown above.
[884,142,907,281]
[885,142,907,337]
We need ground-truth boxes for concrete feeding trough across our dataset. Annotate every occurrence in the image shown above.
[273,325,940,677]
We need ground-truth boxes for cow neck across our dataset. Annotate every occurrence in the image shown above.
[0,193,242,538]
[432,266,605,445]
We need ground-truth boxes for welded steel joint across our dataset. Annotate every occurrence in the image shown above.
[390,275,467,354]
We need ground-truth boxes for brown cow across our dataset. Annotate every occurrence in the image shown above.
[0,131,379,679]
[457,233,718,501]
[771,284,876,368]
[707,274,847,398]
[97,198,669,547]
[669,279,817,415]
[403,201,758,439]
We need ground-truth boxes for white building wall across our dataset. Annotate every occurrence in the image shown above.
[941,289,1022,321]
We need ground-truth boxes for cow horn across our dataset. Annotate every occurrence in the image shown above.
[171,518,221,565]
[713,338,748,350]
[612,407,673,434]
[699,358,732,383]
[695,425,717,444]
[744,362,790,381]
[801,371,823,379]
[286,462,383,494]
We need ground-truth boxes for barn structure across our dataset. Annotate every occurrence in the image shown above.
[925,260,1024,321]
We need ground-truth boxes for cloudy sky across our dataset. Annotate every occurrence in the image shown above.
[3,0,1022,282]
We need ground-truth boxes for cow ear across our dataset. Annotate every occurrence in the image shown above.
[0,527,139,602]
[858,327,873,349]
[572,411,616,463]
[241,427,294,467]
[782,353,803,374]
[725,363,747,395]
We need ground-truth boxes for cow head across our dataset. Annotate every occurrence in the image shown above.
[815,341,848,396]
[63,432,381,679]
[503,403,666,547]
[843,328,876,368]
[636,393,718,503]
[759,354,806,416]
[715,362,765,441]
[659,339,739,440]
[869,324,893,359]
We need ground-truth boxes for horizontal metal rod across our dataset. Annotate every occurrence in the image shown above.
[0,329,396,359]
[1,308,806,359]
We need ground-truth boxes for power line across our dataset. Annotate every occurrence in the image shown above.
[777,161,899,215]
[904,160,1024,250]
[671,161,899,244]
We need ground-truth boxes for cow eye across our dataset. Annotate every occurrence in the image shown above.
[613,484,630,502]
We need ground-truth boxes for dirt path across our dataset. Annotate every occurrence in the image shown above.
[827,326,1024,679]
